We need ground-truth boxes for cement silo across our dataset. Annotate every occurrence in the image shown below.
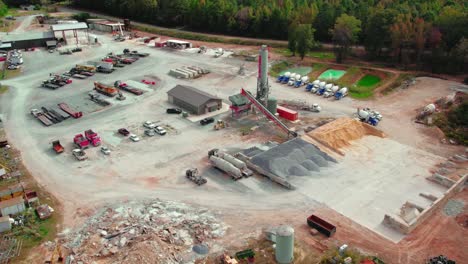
[275,225,294,264]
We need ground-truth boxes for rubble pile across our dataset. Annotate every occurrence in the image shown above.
[65,199,227,263]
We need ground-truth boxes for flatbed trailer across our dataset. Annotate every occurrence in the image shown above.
[31,109,53,126]
[58,103,83,118]
[118,83,144,95]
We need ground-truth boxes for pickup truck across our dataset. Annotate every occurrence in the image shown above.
[52,140,64,154]
[72,149,88,161]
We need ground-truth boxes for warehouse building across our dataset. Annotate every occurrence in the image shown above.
[167,85,222,115]
[0,197,25,217]
[51,22,89,45]
[0,31,55,50]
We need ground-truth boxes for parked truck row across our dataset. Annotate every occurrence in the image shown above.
[305,80,348,100]
[277,72,310,88]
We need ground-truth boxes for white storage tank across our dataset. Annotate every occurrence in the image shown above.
[275,225,294,264]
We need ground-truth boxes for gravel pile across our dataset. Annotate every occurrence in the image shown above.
[251,138,336,178]
[443,199,464,216]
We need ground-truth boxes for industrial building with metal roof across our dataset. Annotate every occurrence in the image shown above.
[0,31,55,50]
[167,85,222,115]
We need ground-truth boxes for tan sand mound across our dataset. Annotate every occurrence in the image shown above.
[308,118,385,154]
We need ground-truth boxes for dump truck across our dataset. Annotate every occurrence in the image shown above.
[94,82,119,97]
[58,103,82,118]
[74,134,90,149]
[85,129,101,146]
[185,168,207,185]
[307,215,336,237]
[52,140,64,154]
[72,149,88,161]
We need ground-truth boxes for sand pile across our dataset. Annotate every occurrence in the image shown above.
[308,118,385,153]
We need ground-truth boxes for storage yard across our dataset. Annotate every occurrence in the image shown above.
[0,21,466,263]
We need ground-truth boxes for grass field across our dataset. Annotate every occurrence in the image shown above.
[349,74,382,99]
[318,69,347,81]
[270,61,292,77]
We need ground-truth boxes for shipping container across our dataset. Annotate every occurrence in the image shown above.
[307,215,336,237]
[277,106,298,121]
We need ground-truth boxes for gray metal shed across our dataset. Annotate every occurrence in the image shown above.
[0,31,55,50]
[0,197,26,217]
[167,85,222,115]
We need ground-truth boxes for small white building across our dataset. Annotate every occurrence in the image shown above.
[166,40,192,49]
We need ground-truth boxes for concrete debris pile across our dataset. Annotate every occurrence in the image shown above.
[64,199,227,264]
[250,138,336,178]
[308,117,385,154]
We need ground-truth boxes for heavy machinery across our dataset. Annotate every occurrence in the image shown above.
[185,168,207,185]
[94,82,119,97]
[51,140,64,154]
[235,249,255,261]
[74,134,90,149]
[335,87,348,100]
[416,103,436,121]
[214,120,228,130]
[88,92,111,106]
[44,242,63,264]
[278,71,291,83]
[72,149,88,161]
[114,80,144,95]
[357,108,382,126]
[85,129,101,147]
[318,83,332,96]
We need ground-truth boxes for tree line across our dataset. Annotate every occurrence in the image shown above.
[65,0,467,73]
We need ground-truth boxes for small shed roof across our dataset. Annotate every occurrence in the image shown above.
[1,31,55,42]
[0,197,24,209]
[167,85,220,107]
[51,22,88,31]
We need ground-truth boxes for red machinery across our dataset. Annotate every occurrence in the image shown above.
[58,103,82,118]
[94,82,119,97]
[85,129,101,147]
[74,134,90,149]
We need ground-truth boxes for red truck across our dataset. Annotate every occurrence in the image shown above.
[74,134,90,149]
[307,215,336,237]
[52,140,64,153]
[85,129,101,146]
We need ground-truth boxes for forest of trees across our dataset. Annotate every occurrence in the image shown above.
[55,1,466,73]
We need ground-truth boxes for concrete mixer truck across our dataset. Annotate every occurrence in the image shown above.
[318,83,332,96]
[277,71,290,83]
[324,85,340,98]
[288,74,300,86]
[281,72,294,84]
[295,76,309,87]
[306,80,320,92]
[357,108,382,126]
[335,87,348,100]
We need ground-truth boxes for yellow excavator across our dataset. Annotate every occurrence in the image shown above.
[214,120,228,130]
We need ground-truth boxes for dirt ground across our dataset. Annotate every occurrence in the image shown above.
[0,21,466,263]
